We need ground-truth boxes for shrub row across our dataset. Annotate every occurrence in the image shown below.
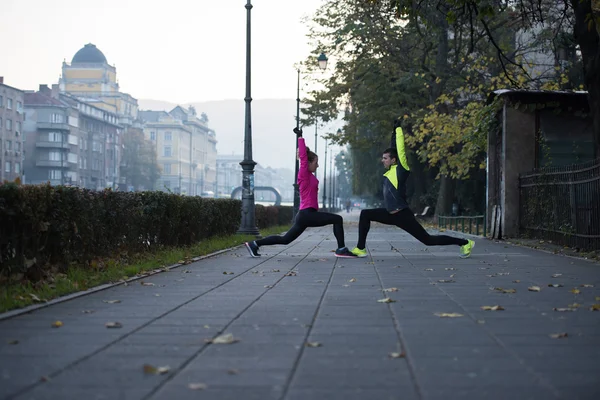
[0,183,292,278]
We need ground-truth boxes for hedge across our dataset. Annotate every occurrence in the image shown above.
[0,183,292,279]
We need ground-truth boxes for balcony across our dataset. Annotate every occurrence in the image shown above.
[36,142,70,149]
[36,160,69,168]
[37,122,71,131]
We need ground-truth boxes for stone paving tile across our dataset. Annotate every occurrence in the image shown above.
[1,214,599,400]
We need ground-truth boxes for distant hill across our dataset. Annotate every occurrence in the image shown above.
[139,98,307,171]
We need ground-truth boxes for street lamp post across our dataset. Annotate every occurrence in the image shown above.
[323,139,327,210]
[237,0,259,235]
[329,151,334,209]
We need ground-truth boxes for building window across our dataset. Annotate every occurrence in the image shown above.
[163,163,171,174]
[6,141,12,151]
[49,170,62,180]
[49,132,62,142]
[163,146,172,157]
[15,142,21,151]
[15,121,21,133]
[49,151,62,161]
[164,131,172,141]
[51,113,63,123]
[7,99,13,110]
[150,132,156,141]
[5,119,11,130]
[0,95,3,107]
[14,163,20,174]
[4,162,10,173]
[16,101,23,113]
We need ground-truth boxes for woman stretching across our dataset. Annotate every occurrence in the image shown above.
[245,128,356,258]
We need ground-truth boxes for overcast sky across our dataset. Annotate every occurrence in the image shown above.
[1,0,326,103]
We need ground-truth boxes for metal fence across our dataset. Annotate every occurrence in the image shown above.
[519,158,600,251]
[438,215,486,236]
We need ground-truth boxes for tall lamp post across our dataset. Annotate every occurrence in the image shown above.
[238,0,259,235]
[293,52,328,219]
[322,138,328,210]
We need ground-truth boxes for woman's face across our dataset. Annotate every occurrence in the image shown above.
[309,156,319,172]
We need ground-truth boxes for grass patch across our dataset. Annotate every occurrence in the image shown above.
[0,224,291,314]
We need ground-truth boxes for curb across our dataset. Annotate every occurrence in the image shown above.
[0,245,241,322]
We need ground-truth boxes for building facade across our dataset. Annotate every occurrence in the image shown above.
[139,107,217,195]
[0,77,25,182]
[23,85,121,189]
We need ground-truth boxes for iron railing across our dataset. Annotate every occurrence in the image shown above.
[438,215,486,236]
[519,158,600,251]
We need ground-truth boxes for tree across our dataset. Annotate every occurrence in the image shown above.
[120,128,161,191]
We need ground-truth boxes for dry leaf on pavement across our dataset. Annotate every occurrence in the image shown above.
[481,305,505,311]
[389,352,406,358]
[383,288,398,292]
[188,383,207,390]
[590,304,600,311]
[438,279,455,283]
[103,300,121,304]
[551,274,562,278]
[549,333,568,339]
[424,268,434,271]
[206,333,239,344]
[434,313,464,318]
[143,364,170,375]
[513,280,521,283]
[349,278,357,283]
[580,284,594,288]
[51,321,63,328]
[570,288,581,294]
[445,268,457,271]
[305,341,322,348]
[553,307,576,312]
[105,322,123,328]
[548,284,564,288]
[494,287,516,294]
[29,293,45,303]
[528,286,541,292]
[7,340,19,345]
[140,282,155,286]
[377,298,396,303]
[285,271,297,277]
[568,303,581,308]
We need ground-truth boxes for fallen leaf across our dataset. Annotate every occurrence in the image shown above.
[285,271,297,277]
[498,272,510,276]
[434,313,464,318]
[477,319,486,324]
[450,274,456,278]
[481,305,505,311]
[494,287,516,294]
[203,325,210,329]
[383,287,398,292]
[349,278,357,283]
[512,280,521,283]
[105,322,123,328]
[155,294,161,297]
[528,286,541,292]
[29,293,45,303]
[264,285,273,289]
[553,307,576,312]
[570,288,581,294]
[143,364,170,375]
[377,298,396,303]
[182,270,192,274]
[40,376,50,382]
[389,352,406,358]
[207,333,239,344]
[590,304,600,311]
[438,279,455,283]
[445,268,457,271]
[342,284,350,287]
[272,269,280,272]
[568,303,581,308]
[580,284,594,288]
[141,282,155,286]
[222,271,234,275]
[7,340,19,345]
[103,300,121,304]
[227,369,239,375]
[82,310,95,314]
[424,268,434,271]
[188,383,207,390]
[305,341,322,347]
[51,321,63,328]
[551,274,562,278]
[548,284,564,288]
[549,332,568,339]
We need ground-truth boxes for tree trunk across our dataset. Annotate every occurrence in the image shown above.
[435,171,455,216]
[572,0,600,157]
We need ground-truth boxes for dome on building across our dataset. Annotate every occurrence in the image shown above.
[71,43,107,64]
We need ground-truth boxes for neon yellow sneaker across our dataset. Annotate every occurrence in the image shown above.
[351,247,368,258]
[460,240,475,258]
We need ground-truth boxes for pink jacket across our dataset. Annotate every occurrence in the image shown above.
[297,137,319,210]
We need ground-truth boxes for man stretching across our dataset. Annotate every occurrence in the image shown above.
[351,121,474,258]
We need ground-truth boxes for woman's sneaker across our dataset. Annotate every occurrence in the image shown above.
[335,247,358,258]
[245,241,260,257]
[460,240,475,258]
[350,247,368,257]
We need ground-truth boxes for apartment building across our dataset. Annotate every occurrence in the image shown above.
[0,77,25,182]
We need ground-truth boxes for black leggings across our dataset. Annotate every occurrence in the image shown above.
[357,208,467,249]
[256,208,345,249]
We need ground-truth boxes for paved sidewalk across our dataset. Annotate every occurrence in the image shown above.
[1,210,599,400]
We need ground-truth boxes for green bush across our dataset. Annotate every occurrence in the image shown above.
[0,184,292,279]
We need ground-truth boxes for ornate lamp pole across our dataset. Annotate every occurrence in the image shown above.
[293,68,301,220]
[237,0,259,235]
[323,138,328,210]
